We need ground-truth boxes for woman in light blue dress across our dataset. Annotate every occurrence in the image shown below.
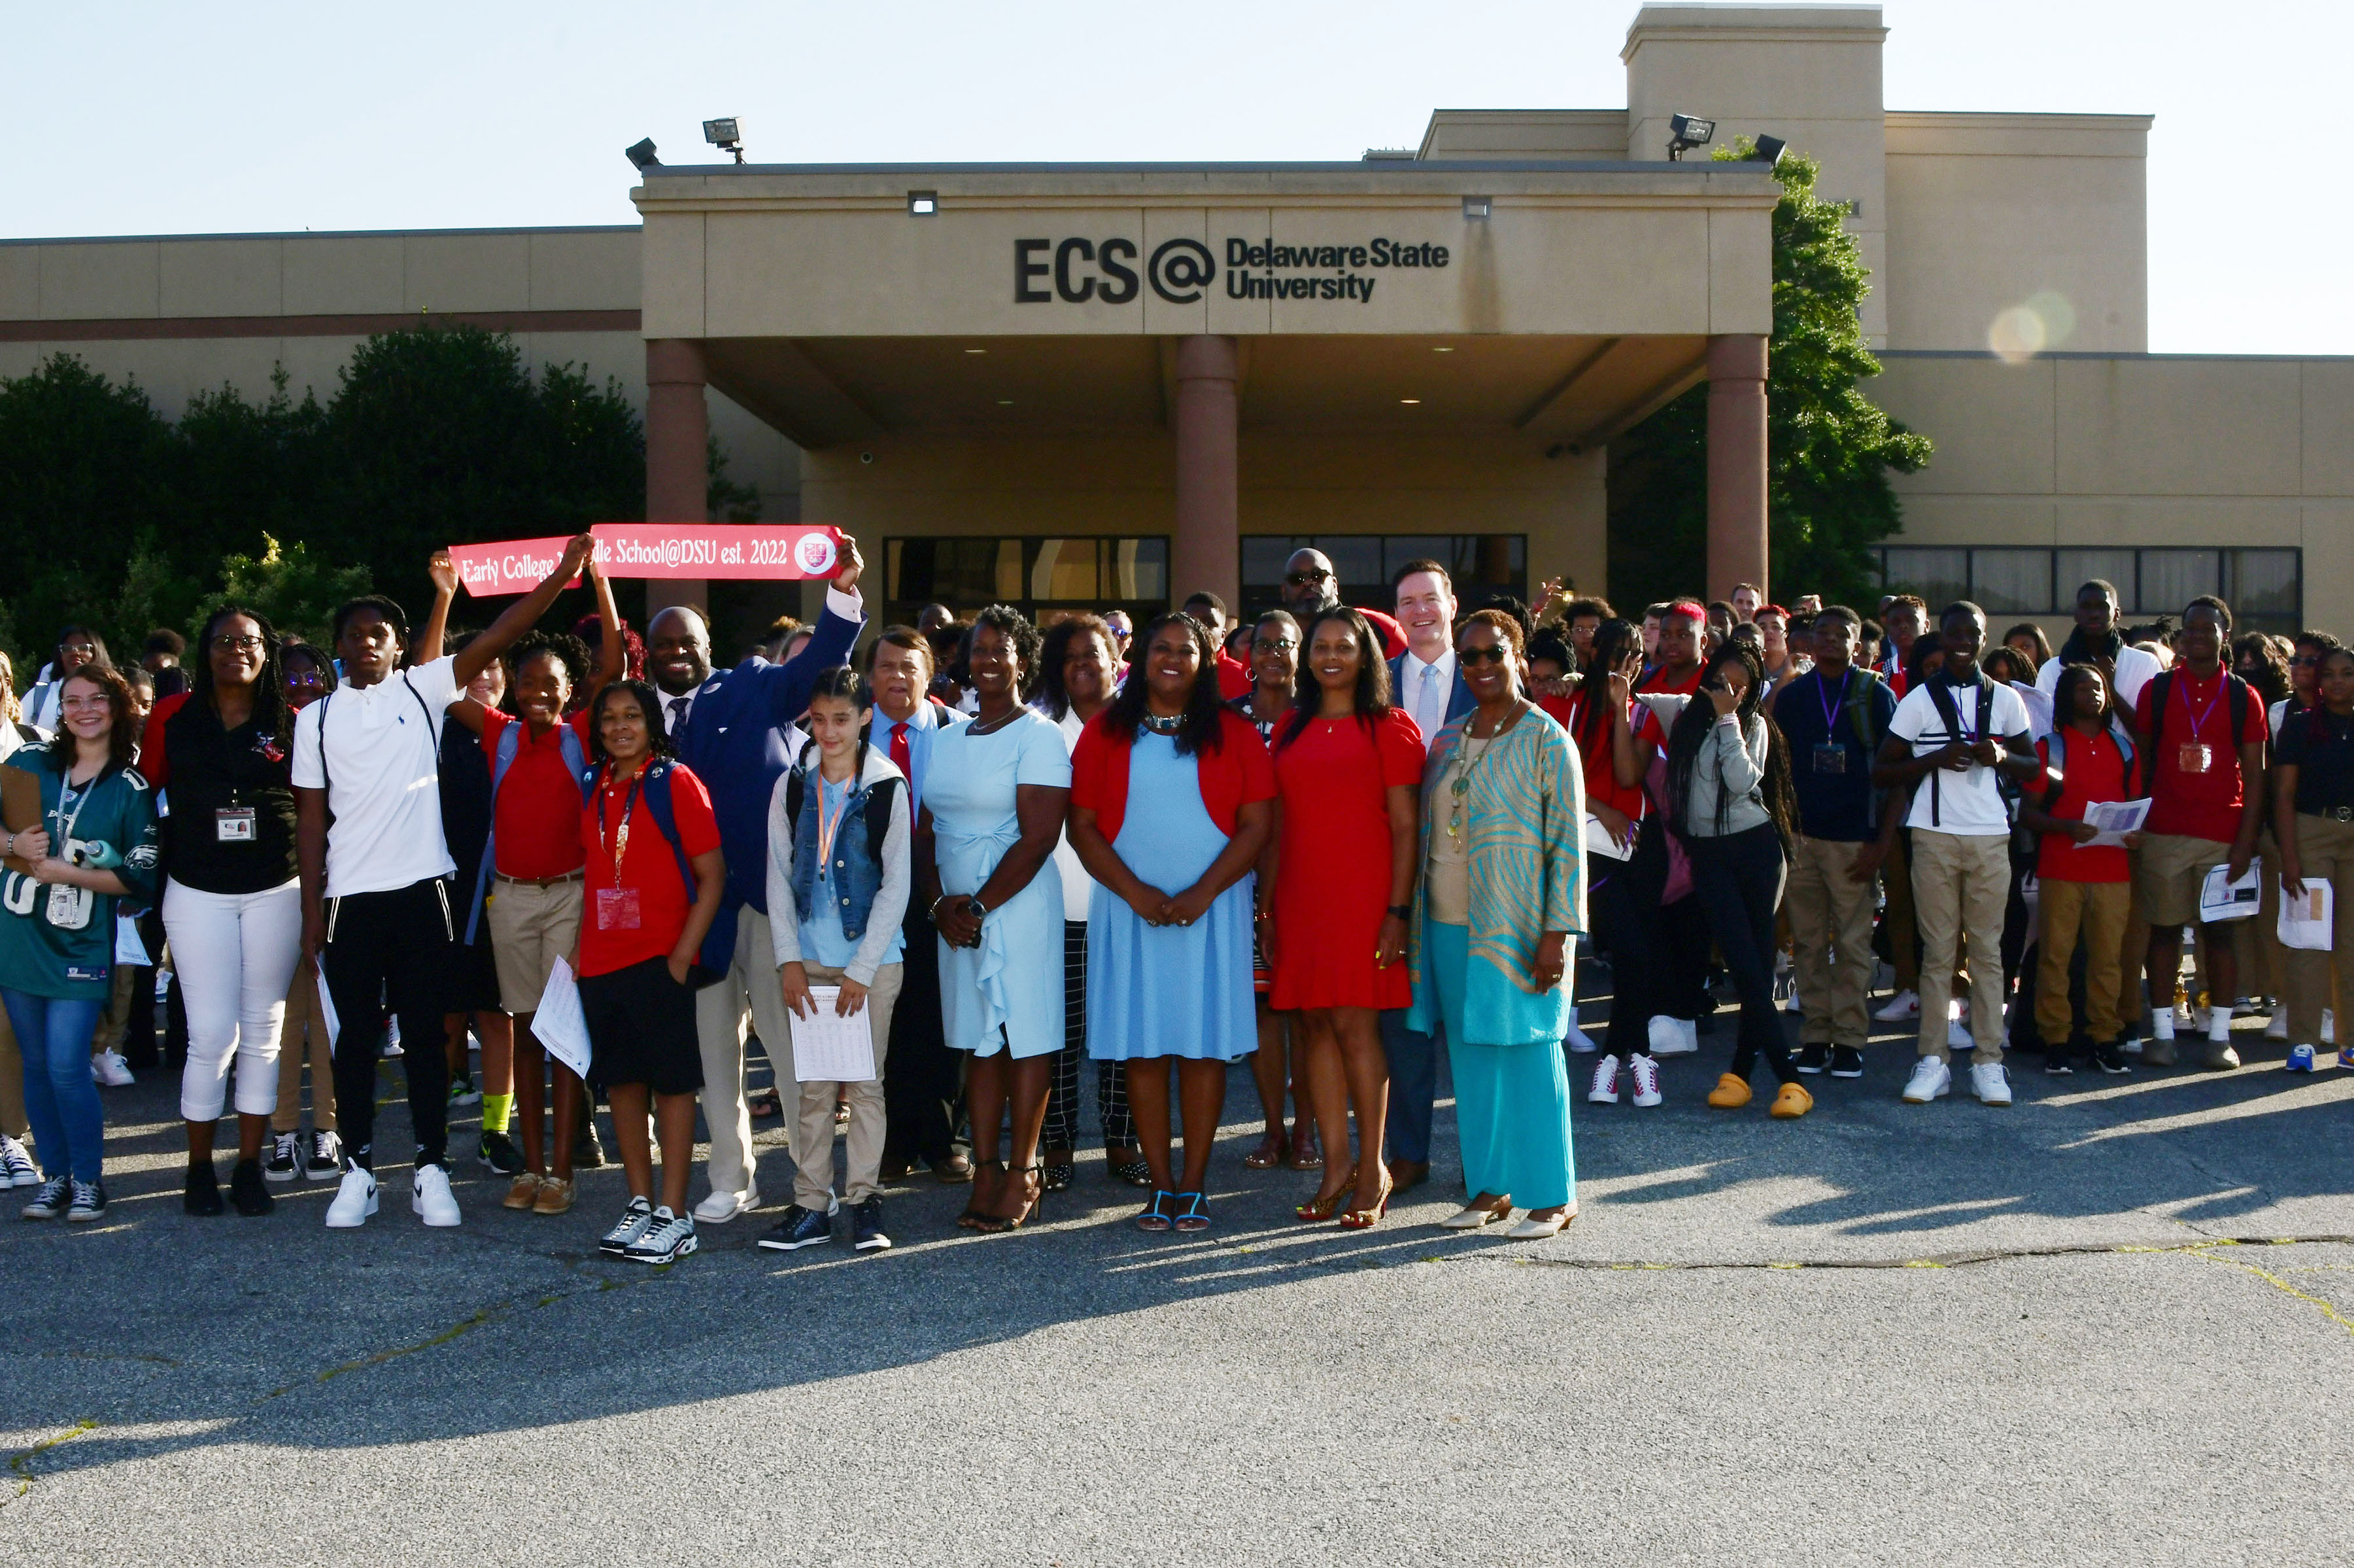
[918,605,1070,1234]
[1068,613,1274,1233]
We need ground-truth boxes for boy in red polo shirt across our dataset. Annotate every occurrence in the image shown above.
[2130,596,2268,1068]
[2022,664,2141,1075]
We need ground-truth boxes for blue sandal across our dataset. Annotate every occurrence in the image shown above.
[1174,1191,1210,1233]
[1137,1190,1178,1233]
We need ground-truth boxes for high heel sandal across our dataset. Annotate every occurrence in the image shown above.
[1294,1163,1357,1223]
[957,1159,1004,1231]
[1337,1170,1393,1231]
[973,1165,1043,1235]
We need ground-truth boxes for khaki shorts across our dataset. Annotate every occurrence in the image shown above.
[2134,832,2230,928]
[487,876,585,1014]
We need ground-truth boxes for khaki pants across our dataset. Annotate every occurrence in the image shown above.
[1787,836,1877,1047]
[273,957,335,1134]
[788,961,902,1208]
[1912,829,2011,1065]
[695,908,797,1200]
[2035,879,2131,1046]
[2284,813,2354,1046]
[91,961,137,1055]
[0,998,27,1140]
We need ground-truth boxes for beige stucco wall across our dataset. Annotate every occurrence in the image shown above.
[1883,114,2149,353]
[1418,111,1631,160]
[1870,351,2354,633]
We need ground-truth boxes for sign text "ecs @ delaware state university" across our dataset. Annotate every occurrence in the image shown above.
[1015,235,1451,307]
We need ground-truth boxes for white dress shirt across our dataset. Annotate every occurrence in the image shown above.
[1403,648,1456,754]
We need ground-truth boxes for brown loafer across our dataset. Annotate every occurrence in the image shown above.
[931,1153,974,1185]
[503,1171,545,1211]
[530,1177,575,1215]
[1384,1158,1429,1195]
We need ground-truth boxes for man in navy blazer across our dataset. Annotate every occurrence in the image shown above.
[647,539,870,1224]
[1382,558,1475,1195]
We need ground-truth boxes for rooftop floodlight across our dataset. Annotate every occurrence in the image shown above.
[703,117,745,163]
[1750,134,1787,168]
[908,190,938,215]
[624,137,660,173]
[1666,112,1715,161]
[1462,195,1492,220]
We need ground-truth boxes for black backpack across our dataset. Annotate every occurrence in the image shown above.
[1919,671,1996,829]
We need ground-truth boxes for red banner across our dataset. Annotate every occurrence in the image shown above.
[447,524,845,596]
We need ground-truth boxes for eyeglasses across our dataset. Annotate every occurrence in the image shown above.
[60,694,112,711]
[211,634,265,653]
[1458,645,1512,667]
[2294,655,2325,668]
[1283,570,1333,587]
[1252,638,1298,654]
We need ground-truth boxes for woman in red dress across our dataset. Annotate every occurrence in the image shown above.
[1263,608,1424,1227]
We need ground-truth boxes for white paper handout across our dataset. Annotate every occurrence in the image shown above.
[530,956,594,1079]
[1583,814,1635,862]
[791,986,877,1083]
[317,970,341,1053]
[2278,880,2335,951]
[2198,862,2262,923]
[2080,797,2151,849]
[114,913,150,967]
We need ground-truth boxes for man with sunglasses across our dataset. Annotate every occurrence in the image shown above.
[1276,548,1407,662]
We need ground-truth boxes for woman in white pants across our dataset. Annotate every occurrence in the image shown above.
[138,608,305,1217]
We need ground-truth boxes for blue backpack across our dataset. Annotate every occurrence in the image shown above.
[465,718,589,943]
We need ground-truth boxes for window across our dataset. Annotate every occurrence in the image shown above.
[1873,546,2302,634]
[884,536,1168,628]
[1239,534,1527,621]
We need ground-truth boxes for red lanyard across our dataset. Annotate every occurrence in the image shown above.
[597,766,644,882]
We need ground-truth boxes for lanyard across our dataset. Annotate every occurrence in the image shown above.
[52,769,99,849]
[2177,672,2226,740]
[1815,669,1851,736]
[597,766,645,882]
[815,773,852,870]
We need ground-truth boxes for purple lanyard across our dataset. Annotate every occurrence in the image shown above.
[2177,673,2225,740]
[1816,669,1851,735]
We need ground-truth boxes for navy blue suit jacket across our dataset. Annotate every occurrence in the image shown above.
[1388,650,1475,739]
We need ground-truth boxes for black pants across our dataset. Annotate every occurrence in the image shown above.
[1656,891,1713,1021]
[881,902,969,1167]
[1594,826,1669,1060]
[1044,919,1134,1152]
[1687,824,1797,1085]
[321,878,456,1172]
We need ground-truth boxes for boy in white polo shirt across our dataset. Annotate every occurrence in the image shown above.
[295,534,596,1231]
[1875,602,2042,1106]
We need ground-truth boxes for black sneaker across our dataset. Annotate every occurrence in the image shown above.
[1795,1043,1831,1075]
[306,1129,344,1180]
[756,1203,834,1252]
[2043,1052,2075,1076]
[850,1195,891,1252]
[2090,1040,2131,1075]
[574,1119,606,1170]
[22,1175,70,1219]
[264,1130,301,1183]
[65,1178,107,1222]
[230,1157,275,1216]
[1829,1046,1866,1079]
[184,1162,225,1216]
[478,1128,526,1176]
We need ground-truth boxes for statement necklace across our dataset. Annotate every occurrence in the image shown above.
[1141,710,1184,735]
[1446,704,1526,842]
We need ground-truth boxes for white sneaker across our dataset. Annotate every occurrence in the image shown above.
[692,1184,759,1225]
[1628,1053,1663,1108]
[1648,1015,1699,1056]
[91,1050,135,1087]
[1970,1063,2013,1106]
[1946,1000,1973,1053]
[412,1164,461,1227]
[324,1166,379,1228]
[1586,1054,1621,1104]
[2325,1009,2338,1046]
[1783,985,1803,1014]
[1563,1017,1599,1054]
[0,1135,37,1188]
[1902,1057,1952,1104]
[601,1197,657,1255]
[1875,990,1921,1023]
[2265,1010,2289,1040]
[624,1206,698,1265]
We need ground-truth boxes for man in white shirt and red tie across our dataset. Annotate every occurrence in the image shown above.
[1380,559,1475,1195]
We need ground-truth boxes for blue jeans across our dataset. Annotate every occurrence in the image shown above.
[1,989,106,1183]
[1379,1008,1442,1165]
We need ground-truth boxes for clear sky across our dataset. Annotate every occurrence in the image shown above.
[11,0,2345,354]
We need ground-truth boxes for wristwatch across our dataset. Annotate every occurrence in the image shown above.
[1387,904,1412,921]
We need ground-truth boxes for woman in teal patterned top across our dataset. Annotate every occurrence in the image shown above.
[1405,611,1586,1241]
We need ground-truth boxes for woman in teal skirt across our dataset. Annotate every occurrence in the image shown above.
[1407,610,1586,1240]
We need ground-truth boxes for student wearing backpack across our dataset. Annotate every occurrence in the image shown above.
[294,534,597,1232]
[437,558,624,1214]
[761,667,913,1254]
[574,680,726,1265]
[1874,603,2041,1107]
[2019,664,2141,1074]
[2129,596,2268,1070]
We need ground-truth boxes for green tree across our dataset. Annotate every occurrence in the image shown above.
[195,534,375,649]
[1607,141,1932,611]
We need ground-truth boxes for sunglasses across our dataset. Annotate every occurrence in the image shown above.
[1252,638,1298,654]
[1458,645,1513,667]
[2294,655,2325,668]
[1283,570,1333,587]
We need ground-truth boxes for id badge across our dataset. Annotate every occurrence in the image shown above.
[594,887,642,932]
[46,882,94,932]
[2177,741,2213,775]
[215,807,257,844]
[1811,743,1847,775]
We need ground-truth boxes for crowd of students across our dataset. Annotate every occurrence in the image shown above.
[2,537,2345,1248]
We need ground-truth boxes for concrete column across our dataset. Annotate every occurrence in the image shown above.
[1705,333,1770,606]
[1170,334,1240,610]
[645,338,710,618]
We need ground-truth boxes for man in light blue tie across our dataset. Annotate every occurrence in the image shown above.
[1384,558,1475,1195]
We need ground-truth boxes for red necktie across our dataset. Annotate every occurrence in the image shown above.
[889,720,912,779]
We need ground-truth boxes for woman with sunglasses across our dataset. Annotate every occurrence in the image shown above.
[1413,611,1585,1239]
[139,607,305,1216]
[0,664,161,1221]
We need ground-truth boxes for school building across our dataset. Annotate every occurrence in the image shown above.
[3,3,2344,639]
